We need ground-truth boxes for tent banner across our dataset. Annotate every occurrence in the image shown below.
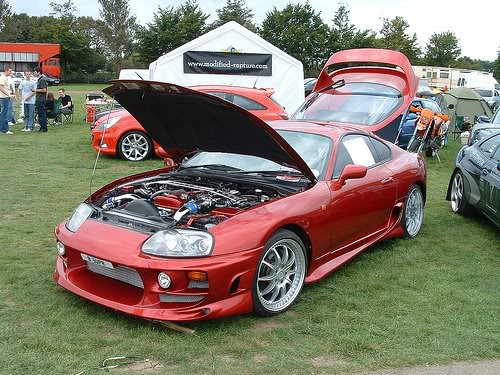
[183,51,272,76]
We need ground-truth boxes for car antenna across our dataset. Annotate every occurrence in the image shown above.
[135,72,145,80]
[252,78,258,89]
[89,92,117,197]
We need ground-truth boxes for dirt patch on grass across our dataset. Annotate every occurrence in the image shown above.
[111,359,164,373]
[310,356,347,368]
[252,319,287,332]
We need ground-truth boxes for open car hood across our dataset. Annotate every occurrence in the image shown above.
[103,80,316,183]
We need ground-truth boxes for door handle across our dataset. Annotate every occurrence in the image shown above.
[381,177,394,184]
[481,169,489,176]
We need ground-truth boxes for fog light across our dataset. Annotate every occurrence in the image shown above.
[56,241,66,256]
[158,272,171,289]
[187,271,207,282]
[100,142,108,148]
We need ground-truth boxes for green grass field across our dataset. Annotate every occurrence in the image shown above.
[0,85,498,374]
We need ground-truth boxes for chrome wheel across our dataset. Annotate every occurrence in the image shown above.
[256,238,306,313]
[404,186,424,237]
[451,172,464,212]
[120,132,150,161]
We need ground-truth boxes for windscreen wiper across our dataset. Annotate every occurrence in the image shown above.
[318,79,345,93]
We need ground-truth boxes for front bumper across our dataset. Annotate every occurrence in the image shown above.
[91,130,118,156]
[54,221,262,321]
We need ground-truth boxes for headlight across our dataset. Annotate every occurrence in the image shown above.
[142,229,214,257]
[66,203,93,233]
[95,116,121,131]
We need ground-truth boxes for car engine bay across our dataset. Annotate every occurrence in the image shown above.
[89,173,305,233]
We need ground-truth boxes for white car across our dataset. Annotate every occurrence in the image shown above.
[12,72,25,88]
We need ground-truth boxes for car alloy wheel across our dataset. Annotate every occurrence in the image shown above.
[403,185,424,238]
[253,230,306,316]
[450,171,472,215]
[119,131,152,161]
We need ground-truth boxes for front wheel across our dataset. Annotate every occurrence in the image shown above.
[252,230,307,316]
[401,185,424,238]
[118,131,152,161]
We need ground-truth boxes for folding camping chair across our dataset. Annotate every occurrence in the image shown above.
[452,115,465,140]
[61,110,73,124]
[46,98,61,125]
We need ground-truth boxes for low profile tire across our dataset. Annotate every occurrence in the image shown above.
[401,184,424,238]
[450,170,472,215]
[118,131,152,161]
[407,138,421,153]
[252,229,307,316]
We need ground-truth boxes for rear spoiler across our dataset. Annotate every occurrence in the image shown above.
[313,48,417,96]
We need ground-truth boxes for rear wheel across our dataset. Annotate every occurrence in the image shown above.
[118,131,152,161]
[450,170,472,215]
[252,230,307,316]
[401,185,424,238]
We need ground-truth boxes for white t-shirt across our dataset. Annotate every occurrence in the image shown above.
[19,79,37,104]
[0,75,9,98]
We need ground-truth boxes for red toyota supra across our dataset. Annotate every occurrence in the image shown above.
[54,79,426,322]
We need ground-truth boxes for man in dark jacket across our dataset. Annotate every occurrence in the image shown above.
[32,67,48,132]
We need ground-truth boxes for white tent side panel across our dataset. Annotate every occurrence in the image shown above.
[149,22,304,113]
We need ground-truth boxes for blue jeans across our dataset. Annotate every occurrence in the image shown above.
[8,98,15,123]
[36,100,47,131]
[24,103,35,129]
[0,97,9,133]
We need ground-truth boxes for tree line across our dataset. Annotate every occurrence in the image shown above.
[0,0,498,81]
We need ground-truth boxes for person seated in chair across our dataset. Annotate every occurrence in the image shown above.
[57,88,73,124]
[45,91,55,117]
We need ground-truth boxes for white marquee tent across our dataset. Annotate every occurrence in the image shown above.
[149,21,305,114]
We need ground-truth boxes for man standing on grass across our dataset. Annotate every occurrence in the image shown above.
[32,67,48,132]
[18,70,37,132]
[0,66,15,135]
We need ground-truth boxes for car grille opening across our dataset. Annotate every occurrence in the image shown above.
[86,261,144,289]
[187,280,209,289]
[159,294,204,303]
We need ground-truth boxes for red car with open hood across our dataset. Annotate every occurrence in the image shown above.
[91,85,288,162]
[54,78,426,322]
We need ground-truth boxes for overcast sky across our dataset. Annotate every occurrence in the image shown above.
[11,0,500,61]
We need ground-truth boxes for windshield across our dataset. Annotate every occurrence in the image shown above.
[491,108,500,124]
[292,82,403,126]
[181,130,332,179]
[474,89,493,97]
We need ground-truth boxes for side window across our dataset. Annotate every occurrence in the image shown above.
[478,134,500,156]
[427,102,441,113]
[333,135,377,177]
[492,145,500,162]
[206,91,228,100]
[232,94,267,110]
[369,137,392,162]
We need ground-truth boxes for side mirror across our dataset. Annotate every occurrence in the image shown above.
[448,103,455,110]
[331,165,367,191]
[477,115,490,123]
[157,147,176,167]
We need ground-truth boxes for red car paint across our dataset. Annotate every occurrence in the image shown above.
[301,48,418,142]
[55,111,426,321]
[91,86,288,160]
